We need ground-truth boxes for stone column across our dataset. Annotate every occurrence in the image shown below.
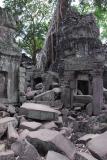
[61,71,75,108]
[92,70,103,115]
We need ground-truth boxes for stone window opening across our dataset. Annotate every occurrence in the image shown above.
[77,80,89,95]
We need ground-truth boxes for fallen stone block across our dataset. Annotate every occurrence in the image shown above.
[0,143,5,152]
[77,134,99,144]
[19,103,60,121]
[34,90,55,102]
[11,139,41,160]
[75,152,98,160]
[40,122,58,130]
[26,129,76,159]
[8,122,19,144]
[19,129,30,140]
[0,111,10,118]
[88,131,107,160]
[0,103,7,111]
[0,150,15,160]
[20,121,42,131]
[55,116,63,128]
[86,103,93,116]
[37,100,63,108]
[0,117,18,138]
[73,95,93,104]
[46,151,69,160]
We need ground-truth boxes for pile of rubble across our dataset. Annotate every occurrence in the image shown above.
[0,81,107,160]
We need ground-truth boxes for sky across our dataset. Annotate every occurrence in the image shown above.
[0,0,4,7]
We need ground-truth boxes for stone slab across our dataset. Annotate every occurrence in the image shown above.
[0,117,18,138]
[46,151,69,160]
[20,103,60,121]
[26,129,76,159]
[11,139,41,160]
[20,121,42,131]
[0,150,15,160]
[75,152,98,160]
[88,131,107,160]
[77,134,99,144]
[34,90,55,102]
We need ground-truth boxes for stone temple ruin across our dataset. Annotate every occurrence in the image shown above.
[0,8,21,104]
[1,2,107,160]
[44,5,105,116]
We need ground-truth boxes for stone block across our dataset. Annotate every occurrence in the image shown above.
[0,117,18,138]
[34,90,55,102]
[86,103,93,116]
[40,122,58,130]
[88,131,107,160]
[0,150,15,160]
[20,121,42,131]
[46,151,69,160]
[75,152,98,160]
[8,122,19,144]
[77,134,99,144]
[11,139,41,160]
[73,95,93,104]
[19,103,60,121]
[26,129,76,159]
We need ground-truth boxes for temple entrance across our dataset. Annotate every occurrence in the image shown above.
[0,71,7,98]
[77,80,89,95]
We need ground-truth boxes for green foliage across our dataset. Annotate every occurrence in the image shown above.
[4,0,52,63]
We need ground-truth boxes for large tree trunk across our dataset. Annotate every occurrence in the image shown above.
[43,0,70,70]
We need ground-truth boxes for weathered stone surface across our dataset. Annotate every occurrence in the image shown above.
[77,134,99,144]
[34,90,55,102]
[88,131,107,160]
[0,8,21,104]
[40,122,58,130]
[7,105,16,114]
[20,121,42,131]
[0,111,9,118]
[0,103,7,111]
[86,103,93,116]
[73,120,89,133]
[26,90,42,100]
[27,129,76,159]
[8,122,19,144]
[19,129,30,140]
[0,117,18,138]
[11,139,41,160]
[36,100,63,108]
[20,103,60,121]
[75,152,98,160]
[0,143,5,152]
[73,95,93,104]
[46,151,69,160]
[0,150,15,160]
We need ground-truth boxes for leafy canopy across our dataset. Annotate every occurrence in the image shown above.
[3,0,107,61]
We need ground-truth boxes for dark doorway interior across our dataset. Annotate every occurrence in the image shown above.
[77,80,89,95]
[33,77,42,89]
[0,71,7,98]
